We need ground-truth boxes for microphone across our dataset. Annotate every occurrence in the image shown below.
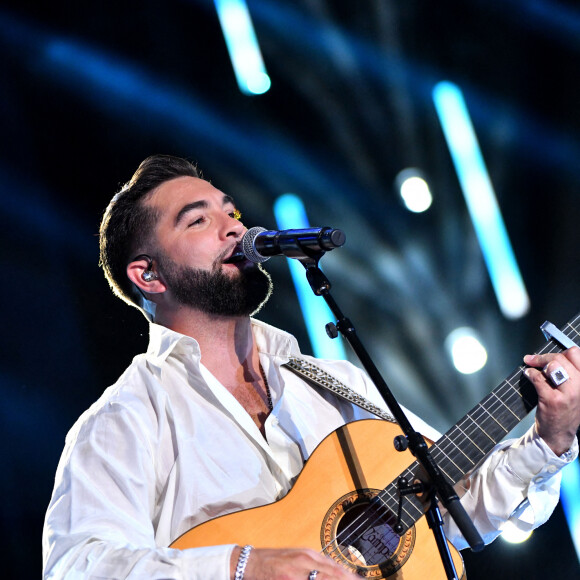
[241,226,346,263]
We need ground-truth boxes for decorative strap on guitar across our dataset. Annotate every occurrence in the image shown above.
[283,356,396,423]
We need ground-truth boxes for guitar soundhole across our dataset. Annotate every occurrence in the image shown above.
[321,489,415,578]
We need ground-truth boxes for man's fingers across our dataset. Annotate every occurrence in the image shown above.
[524,346,580,370]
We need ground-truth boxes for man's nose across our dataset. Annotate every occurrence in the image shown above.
[223,213,245,239]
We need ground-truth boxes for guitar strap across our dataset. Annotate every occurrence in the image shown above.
[283,356,396,424]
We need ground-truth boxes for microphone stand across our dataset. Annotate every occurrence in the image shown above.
[296,252,484,579]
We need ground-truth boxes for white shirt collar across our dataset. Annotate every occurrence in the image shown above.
[145,318,301,369]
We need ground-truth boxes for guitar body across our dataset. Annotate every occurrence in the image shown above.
[171,419,465,579]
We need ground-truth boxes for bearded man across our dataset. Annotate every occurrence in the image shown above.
[42,155,580,580]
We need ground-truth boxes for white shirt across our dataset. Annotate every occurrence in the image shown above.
[43,319,578,579]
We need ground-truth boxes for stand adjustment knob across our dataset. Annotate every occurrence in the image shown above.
[325,322,339,339]
[393,435,409,451]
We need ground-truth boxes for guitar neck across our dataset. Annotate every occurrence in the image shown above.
[381,312,580,532]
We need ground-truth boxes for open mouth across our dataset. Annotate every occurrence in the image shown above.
[223,251,246,264]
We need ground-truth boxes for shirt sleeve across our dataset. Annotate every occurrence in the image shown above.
[42,403,235,580]
[444,425,579,549]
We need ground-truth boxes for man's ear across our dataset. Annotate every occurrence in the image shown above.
[127,258,166,295]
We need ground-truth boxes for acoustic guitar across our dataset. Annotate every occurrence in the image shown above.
[171,313,580,578]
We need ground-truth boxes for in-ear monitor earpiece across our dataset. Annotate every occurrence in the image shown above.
[142,270,158,282]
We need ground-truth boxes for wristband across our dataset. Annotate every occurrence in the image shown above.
[234,545,253,580]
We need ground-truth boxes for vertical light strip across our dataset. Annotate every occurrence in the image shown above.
[273,194,346,359]
[560,459,580,562]
[433,81,530,319]
[214,0,271,95]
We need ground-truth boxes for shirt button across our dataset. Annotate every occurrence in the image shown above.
[534,476,544,483]
[271,417,279,426]
[547,465,557,474]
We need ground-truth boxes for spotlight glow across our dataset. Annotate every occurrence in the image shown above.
[445,327,488,374]
[433,81,530,319]
[501,521,533,544]
[214,0,271,95]
[396,169,433,213]
[273,194,346,360]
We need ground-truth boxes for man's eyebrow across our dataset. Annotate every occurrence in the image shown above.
[174,195,236,227]
[174,200,208,227]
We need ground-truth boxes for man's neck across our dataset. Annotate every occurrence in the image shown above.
[157,307,258,382]
[155,306,272,433]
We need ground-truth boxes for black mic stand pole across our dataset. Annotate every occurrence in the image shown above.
[297,254,484,579]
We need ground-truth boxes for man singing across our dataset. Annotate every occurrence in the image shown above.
[43,155,580,579]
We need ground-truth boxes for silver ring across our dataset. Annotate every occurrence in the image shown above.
[309,571,319,580]
[548,366,569,386]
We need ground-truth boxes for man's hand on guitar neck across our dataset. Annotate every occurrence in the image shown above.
[230,546,358,580]
[524,346,580,457]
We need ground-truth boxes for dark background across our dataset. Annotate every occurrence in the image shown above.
[1,1,579,577]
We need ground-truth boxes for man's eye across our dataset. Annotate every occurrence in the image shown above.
[230,209,242,220]
[188,216,206,227]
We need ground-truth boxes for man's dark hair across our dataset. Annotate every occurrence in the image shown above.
[99,154,199,309]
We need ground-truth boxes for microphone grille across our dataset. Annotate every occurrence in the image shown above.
[242,227,269,263]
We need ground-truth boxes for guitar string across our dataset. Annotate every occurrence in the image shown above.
[321,316,580,562]
[420,337,556,487]
[320,488,415,563]
[430,316,580,487]
[321,365,542,560]
[403,314,578,506]
[320,343,547,563]
[340,315,580,557]
[322,378,547,562]
[430,315,580,478]
[429,339,557,485]
[319,456,425,558]
[319,317,579,565]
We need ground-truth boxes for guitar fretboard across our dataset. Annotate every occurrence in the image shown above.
[378,312,580,532]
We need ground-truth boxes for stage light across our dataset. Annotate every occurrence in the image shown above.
[500,521,533,544]
[560,458,580,562]
[273,194,346,360]
[395,168,433,213]
[445,327,488,374]
[433,81,530,320]
[214,0,271,95]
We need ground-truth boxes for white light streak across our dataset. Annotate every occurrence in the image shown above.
[273,194,346,359]
[560,458,580,562]
[214,0,271,95]
[433,81,530,319]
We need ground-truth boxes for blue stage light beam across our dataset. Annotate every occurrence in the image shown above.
[273,194,346,360]
[214,0,271,95]
[560,459,580,562]
[433,81,530,320]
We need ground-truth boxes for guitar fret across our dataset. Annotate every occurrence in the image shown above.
[435,433,475,465]
[489,389,521,420]
[435,431,481,474]
[431,456,462,486]
[376,470,425,526]
[568,324,580,342]
[472,400,509,432]
[456,417,495,446]
[431,442,476,482]
[432,457,465,485]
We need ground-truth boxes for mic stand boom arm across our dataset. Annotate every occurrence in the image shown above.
[297,254,484,578]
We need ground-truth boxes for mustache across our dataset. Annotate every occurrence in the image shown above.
[214,247,236,270]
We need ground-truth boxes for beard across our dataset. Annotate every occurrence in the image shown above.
[159,253,273,317]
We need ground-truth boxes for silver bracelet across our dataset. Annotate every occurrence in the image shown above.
[234,545,253,580]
